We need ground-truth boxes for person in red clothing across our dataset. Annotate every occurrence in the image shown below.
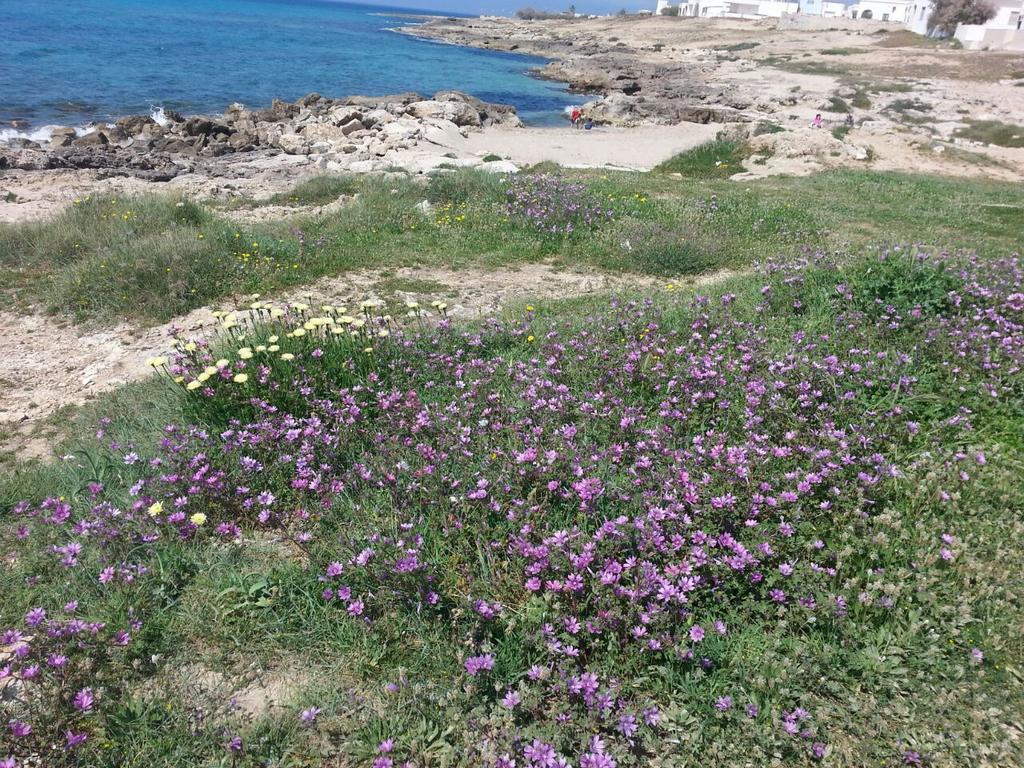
[570,107,582,129]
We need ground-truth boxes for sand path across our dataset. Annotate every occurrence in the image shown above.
[439,123,721,171]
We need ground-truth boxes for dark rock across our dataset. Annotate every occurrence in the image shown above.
[183,117,233,138]
[73,131,109,147]
[7,138,41,150]
[256,98,300,122]
[296,92,323,108]
[116,115,156,135]
[49,127,78,148]
[342,93,423,109]
[340,118,364,136]
[99,126,128,143]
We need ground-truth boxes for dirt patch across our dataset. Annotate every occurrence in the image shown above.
[141,660,310,722]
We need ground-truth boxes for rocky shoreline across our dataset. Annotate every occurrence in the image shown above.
[0,90,523,181]
[396,16,759,127]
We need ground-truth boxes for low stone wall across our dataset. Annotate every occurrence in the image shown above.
[954,24,1024,51]
[776,13,900,31]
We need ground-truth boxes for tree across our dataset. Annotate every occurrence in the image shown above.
[928,0,996,35]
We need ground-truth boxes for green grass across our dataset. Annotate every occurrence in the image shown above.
[719,41,759,52]
[827,96,851,113]
[850,87,873,109]
[953,119,1024,148]
[654,139,749,178]
[267,174,360,206]
[820,47,865,56]
[2,165,1024,327]
[752,121,785,136]
[1,251,1023,766]
[761,55,850,77]
[864,81,915,93]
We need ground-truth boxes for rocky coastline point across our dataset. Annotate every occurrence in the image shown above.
[0,90,524,181]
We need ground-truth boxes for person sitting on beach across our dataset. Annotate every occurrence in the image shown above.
[810,113,824,129]
[584,119,593,130]
[570,107,582,128]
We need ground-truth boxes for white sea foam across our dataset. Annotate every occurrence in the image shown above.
[0,124,90,144]
[150,106,170,127]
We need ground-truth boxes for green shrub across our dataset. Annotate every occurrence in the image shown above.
[426,168,505,205]
[268,175,359,206]
[752,121,785,136]
[655,139,749,178]
[953,120,1024,148]
[828,96,851,113]
[617,221,723,276]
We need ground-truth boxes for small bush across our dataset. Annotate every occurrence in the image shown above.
[655,139,749,178]
[719,41,759,51]
[828,96,851,113]
[821,47,864,55]
[503,174,614,235]
[268,175,359,206]
[617,221,723,276]
[953,119,1024,148]
[753,121,785,136]
[851,88,873,109]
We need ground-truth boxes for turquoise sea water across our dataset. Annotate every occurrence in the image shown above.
[0,0,571,134]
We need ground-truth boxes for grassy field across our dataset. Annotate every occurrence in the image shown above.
[2,149,1023,325]
[1,152,1023,767]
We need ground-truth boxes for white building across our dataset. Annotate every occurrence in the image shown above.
[655,0,844,18]
[846,0,914,22]
[903,0,1023,46]
[799,0,847,16]
[954,1,1024,48]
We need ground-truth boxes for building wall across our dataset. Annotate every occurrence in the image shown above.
[955,24,1024,48]
[847,0,913,22]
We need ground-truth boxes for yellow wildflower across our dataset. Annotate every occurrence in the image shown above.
[147,501,163,517]
[238,347,253,359]
[145,356,168,368]
[190,513,207,526]
[233,373,248,384]
[281,353,295,361]
[186,380,202,391]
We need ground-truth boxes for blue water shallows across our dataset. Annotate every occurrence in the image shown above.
[0,0,571,132]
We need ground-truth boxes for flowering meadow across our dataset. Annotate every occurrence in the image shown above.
[2,248,1023,767]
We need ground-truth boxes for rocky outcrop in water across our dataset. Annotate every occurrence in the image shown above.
[0,91,523,179]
